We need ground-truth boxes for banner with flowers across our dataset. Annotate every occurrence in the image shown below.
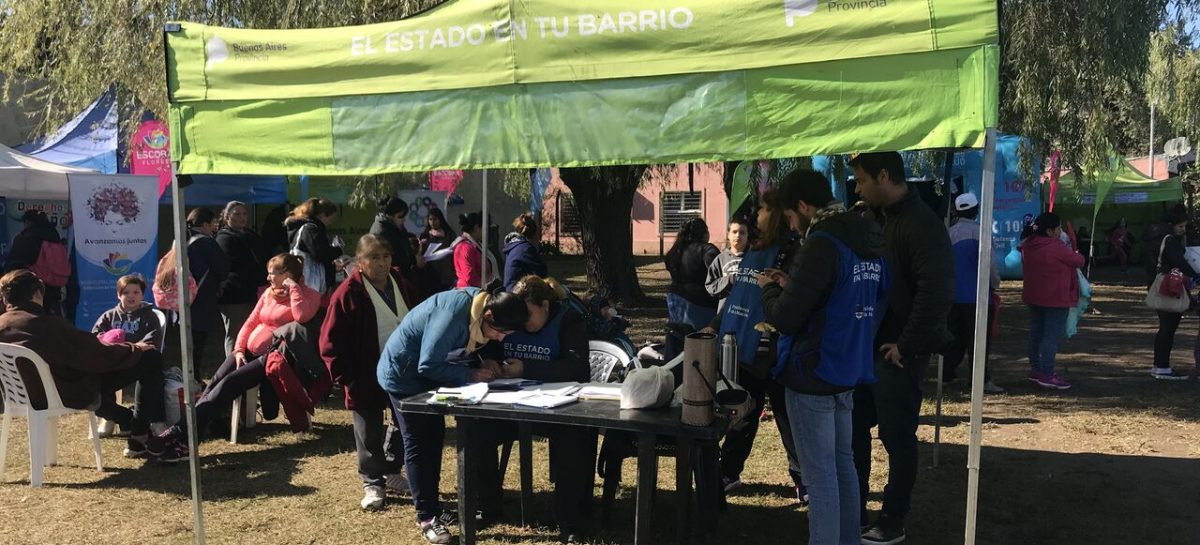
[69,174,160,329]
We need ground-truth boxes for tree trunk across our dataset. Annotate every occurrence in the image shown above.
[559,166,647,305]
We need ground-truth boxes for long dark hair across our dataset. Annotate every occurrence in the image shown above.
[423,207,455,239]
[753,189,791,251]
[665,218,709,272]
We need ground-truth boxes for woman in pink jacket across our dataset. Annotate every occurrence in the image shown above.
[158,253,321,459]
[1021,213,1085,390]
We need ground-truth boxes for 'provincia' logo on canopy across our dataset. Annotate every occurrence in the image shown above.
[207,35,289,67]
[785,0,890,25]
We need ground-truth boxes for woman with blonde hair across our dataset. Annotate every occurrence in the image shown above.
[285,198,343,293]
[157,253,322,460]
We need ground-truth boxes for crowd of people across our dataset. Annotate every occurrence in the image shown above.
[0,162,1192,545]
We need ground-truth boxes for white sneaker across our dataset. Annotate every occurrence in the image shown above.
[420,519,453,544]
[96,419,117,438]
[1151,367,1188,380]
[385,473,410,496]
[361,485,385,511]
[983,380,1006,394]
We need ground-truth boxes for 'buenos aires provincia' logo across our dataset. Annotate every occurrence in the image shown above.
[785,0,890,26]
[207,35,288,68]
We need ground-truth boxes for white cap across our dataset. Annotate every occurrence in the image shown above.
[955,193,979,211]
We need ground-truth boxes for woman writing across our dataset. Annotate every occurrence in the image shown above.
[321,235,421,511]
[157,254,322,459]
[1021,213,1085,390]
[377,288,528,544]
[475,275,594,540]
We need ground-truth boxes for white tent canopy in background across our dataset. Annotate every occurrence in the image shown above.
[0,143,95,199]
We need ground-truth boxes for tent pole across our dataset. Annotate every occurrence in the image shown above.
[481,169,488,289]
[964,128,997,545]
[170,167,206,545]
[933,150,956,469]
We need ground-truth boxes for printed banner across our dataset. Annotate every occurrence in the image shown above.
[167,0,997,102]
[70,175,159,330]
[396,190,449,235]
[953,135,1041,279]
[130,120,173,197]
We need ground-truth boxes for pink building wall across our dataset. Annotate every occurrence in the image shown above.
[541,164,731,255]
[1126,155,1171,180]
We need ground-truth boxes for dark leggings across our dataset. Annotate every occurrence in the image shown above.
[392,393,447,523]
[177,352,266,436]
[1154,311,1184,370]
[95,350,166,435]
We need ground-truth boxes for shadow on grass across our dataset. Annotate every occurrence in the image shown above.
[53,420,354,500]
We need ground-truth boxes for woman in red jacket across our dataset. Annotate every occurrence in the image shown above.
[452,212,498,289]
[158,253,321,459]
[321,235,421,511]
[1020,213,1085,390]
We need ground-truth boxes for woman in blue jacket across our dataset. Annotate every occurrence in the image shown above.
[476,275,595,541]
[502,213,549,292]
[377,288,529,545]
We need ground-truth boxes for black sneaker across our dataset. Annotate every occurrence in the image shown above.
[157,436,190,463]
[435,509,459,527]
[124,435,165,458]
[861,517,906,545]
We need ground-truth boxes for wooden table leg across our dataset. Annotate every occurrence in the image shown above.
[634,431,657,545]
[456,417,478,545]
[694,441,721,537]
[518,422,534,526]
[675,436,693,545]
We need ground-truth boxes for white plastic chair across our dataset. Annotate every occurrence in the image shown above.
[0,343,103,487]
[589,340,635,383]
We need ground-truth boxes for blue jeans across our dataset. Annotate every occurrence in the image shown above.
[788,390,860,545]
[391,394,446,522]
[666,293,717,331]
[1027,305,1069,374]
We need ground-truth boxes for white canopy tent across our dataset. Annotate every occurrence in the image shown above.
[0,143,97,200]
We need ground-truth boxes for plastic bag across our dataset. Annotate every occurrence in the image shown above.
[620,366,675,409]
[163,367,203,426]
[1066,271,1091,339]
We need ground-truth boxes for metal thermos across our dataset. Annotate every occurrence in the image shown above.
[721,332,738,384]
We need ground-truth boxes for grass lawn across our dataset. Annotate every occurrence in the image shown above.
[0,257,1196,545]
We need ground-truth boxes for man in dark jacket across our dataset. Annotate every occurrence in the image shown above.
[849,152,955,545]
[0,270,167,459]
[761,169,888,545]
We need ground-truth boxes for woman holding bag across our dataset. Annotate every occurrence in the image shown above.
[1148,211,1195,380]
[1020,213,1085,390]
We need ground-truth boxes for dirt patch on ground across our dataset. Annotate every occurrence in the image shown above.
[0,259,1196,545]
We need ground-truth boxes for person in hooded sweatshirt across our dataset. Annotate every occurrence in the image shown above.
[93,275,164,349]
[285,197,343,294]
[216,201,269,357]
[370,197,423,280]
[377,288,527,545]
[760,169,889,545]
[502,213,549,292]
[705,217,750,306]
[475,275,594,541]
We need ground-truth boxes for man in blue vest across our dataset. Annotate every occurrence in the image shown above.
[760,169,889,545]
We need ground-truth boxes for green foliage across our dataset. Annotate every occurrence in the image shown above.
[1149,22,1200,142]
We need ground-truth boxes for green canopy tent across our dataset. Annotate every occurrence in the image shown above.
[161,2,1001,544]
[1054,159,1183,272]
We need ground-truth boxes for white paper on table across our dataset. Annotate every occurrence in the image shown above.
[513,394,579,409]
[489,378,542,388]
[482,391,538,404]
[576,383,622,401]
[526,382,581,396]
[428,382,489,405]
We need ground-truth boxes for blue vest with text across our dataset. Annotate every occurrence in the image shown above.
[502,306,566,362]
[718,245,780,365]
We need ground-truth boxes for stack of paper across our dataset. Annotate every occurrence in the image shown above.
[514,394,579,409]
[527,382,582,396]
[488,378,543,391]
[482,390,537,404]
[428,383,488,405]
[577,383,622,401]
